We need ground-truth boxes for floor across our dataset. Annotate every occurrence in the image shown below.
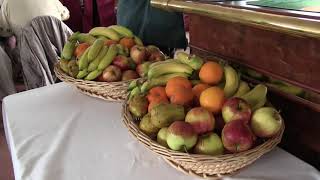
[0,102,15,180]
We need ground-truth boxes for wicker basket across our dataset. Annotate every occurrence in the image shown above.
[122,99,285,179]
[54,63,143,102]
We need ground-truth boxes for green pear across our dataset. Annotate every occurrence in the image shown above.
[157,127,169,147]
[194,133,224,155]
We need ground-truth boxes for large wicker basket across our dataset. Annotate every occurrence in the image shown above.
[122,98,285,179]
[54,63,143,102]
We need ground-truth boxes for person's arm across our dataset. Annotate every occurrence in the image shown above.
[56,0,70,21]
[0,0,13,37]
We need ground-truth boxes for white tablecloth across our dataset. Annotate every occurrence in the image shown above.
[2,83,320,180]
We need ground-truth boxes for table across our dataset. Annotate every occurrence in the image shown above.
[2,83,320,180]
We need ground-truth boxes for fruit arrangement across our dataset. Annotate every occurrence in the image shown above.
[127,53,284,155]
[58,25,166,82]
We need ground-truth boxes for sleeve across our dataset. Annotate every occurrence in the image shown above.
[56,0,70,21]
[0,1,13,37]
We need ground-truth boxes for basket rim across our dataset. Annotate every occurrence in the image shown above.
[122,96,285,160]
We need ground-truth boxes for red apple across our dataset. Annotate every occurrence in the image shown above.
[136,62,151,77]
[222,120,255,153]
[112,55,131,70]
[222,97,252,124]
[122,70,139,81]
[166,121,198,151]
[97,65,122,82]
[185,107,215,135]
[130,45,147,64]
[148,51,165,62]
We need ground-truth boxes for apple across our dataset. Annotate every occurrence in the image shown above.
[194,133,224,155]
[251,107,282,138]
[157,127,169,147]
[97,65,122,82]
[185,107,215,135]
[148,51,165,62]
[166,121,197,151]
[222,120,255,153]
[122,70,139,81]
[130,45,147,64]
[112,55,131,70]
[119,37,136,49]
[222,97,252,124]
[136,62,151,78]
[104,40,118,46]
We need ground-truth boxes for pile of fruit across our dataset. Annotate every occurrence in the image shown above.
[128,53,283,155]
[58,25,166,82]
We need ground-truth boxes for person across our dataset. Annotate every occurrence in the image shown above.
[116,0,187,57]
[0,0,69,37]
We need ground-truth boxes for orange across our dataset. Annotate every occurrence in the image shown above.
[147,86,168,103]
[74,43,90,58]
[192,83,211,99]
[199,61,223,85]
[200,86,225,114]
[119,37,136,49]
[165,77,192,97]
[170,87,194,106]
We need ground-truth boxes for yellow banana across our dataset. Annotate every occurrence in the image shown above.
[233,81,250,97]
[88,46,108,72]
[147,62,193,79]
[141,73,189,92]
[109,25,134,38]
[223,65,239,98]
[89,27,120,41]
[148,59,178,69]
[241,84,267,110]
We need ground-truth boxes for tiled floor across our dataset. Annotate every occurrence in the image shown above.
[0,104,15,180]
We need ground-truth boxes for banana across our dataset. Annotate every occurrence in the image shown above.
[61,41,76,60]
[109,25,134,38]
[241,84,267,110]
[85,69,103,81]
[268,82,305,97]
[78,47,91,70]
[69,32,96,44]
[89,27,120,41]
[88,39,104,62]
[148,59,178,69]
[67,60,79,78]
[176,52,204,70]
[97,44,118,71]
[97,36,109,41]
[233,81,250,97]
[134,36,143,46]
[147,62,193,79]
[141,73,189,92]
[77,69,89,79]
[88,46,108,72]
[129,86,141,100]
[223,65,240,98]
[128,79,139,91]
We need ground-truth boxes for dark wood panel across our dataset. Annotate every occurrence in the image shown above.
[189,14,320,94]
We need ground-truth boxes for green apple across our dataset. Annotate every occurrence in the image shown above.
[166,121,197,152]
[157,127,169,147]
[194,133,224,155]
[251,107,282,138]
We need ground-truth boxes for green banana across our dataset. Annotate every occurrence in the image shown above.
[97,36,108,41]
[88,46,108,72]
[128,79,139,91]
[147,62,193,79]
[176,52,204,70]
[233,81,250,97]
[89,27,120,41]
[78,47,91,70]
[268,82,305,97]
[223,65,240,98]
[141,73,189,92]
[59,59,69,73]
[85,69,103,81]
[245,69,266,81]
[134,36,143,46]
[77,69,89,79]
[67,60,79,78]
[69,32,96,44]
[61,41,76,60]
[88,39,104,62]
[109,25,134,38]
[97,45,118,71]
[116,44,129,56]
[241,84,268,110]
[129,86,141,100]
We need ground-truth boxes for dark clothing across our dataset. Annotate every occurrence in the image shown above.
[117,0,187,50]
